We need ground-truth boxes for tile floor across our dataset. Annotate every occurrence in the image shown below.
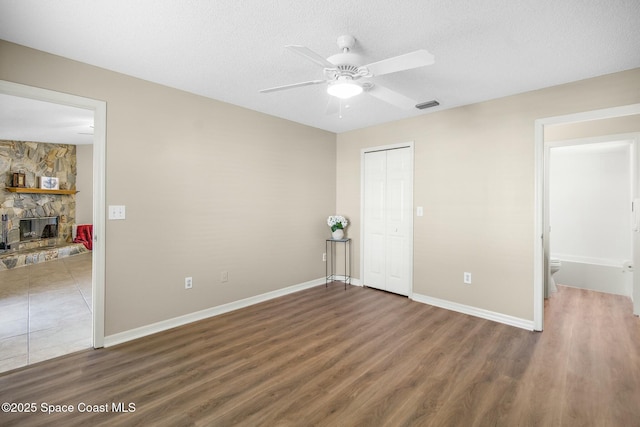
[0,252,92,374]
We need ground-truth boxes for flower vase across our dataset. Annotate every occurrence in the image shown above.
[331,228,344,240]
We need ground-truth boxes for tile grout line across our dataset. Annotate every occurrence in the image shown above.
[65,256,93,313]
[65,256,93,353]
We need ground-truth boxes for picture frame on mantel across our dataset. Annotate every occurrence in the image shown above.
[39,176,60,190]
[12,172,26,187]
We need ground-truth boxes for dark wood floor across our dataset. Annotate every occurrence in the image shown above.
[1,284,639,426]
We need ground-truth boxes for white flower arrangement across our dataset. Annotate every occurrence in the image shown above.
[327,215,348,232]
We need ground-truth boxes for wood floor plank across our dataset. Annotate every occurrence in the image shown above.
[1,283,638,427]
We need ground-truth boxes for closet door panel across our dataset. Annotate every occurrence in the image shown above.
[363,151,387,290]
[385,148,412,296]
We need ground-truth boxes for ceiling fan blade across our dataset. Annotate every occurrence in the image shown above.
[286,45,336,69]
[260,79,326,93]
[367,84,417,110]
[361,50,434,77]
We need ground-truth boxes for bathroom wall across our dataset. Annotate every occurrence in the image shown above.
[549,140,633,295]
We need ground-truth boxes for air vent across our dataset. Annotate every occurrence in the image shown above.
[415,100,440,110]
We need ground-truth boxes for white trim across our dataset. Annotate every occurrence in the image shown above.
[534,120,544,330]
[411,293,535,331]
[0,80,107,348]
[92,100,106,348]
[360,141,414,298]
[534,103,640,330]
[104,278,325,347]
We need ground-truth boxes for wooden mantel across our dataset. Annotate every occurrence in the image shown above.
[5,187,78,195]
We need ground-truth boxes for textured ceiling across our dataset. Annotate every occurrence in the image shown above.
[0,0,639,137]
[0,94,94,145]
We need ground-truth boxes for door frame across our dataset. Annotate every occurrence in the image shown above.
[0,80,106,348]
[545,134,637,296]
[534,103,640,331]
[360,141,414,297]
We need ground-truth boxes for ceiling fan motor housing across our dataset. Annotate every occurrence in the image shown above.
[325,63,361,80]
[326,52,368,80]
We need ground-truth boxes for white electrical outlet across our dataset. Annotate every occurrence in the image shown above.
[221,271,228,283]
[322,253,326,262]
[464,272,472,284]
[185,277,193,289]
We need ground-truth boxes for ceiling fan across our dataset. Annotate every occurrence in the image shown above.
[260,35,435,112]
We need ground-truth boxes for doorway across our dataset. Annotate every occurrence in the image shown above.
[361,142,414,296]
[534,104,640,330]
[0,80,106,356]
[547,137,635,297]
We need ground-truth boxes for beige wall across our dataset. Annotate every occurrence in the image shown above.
[337,68,640,321]
[75,144,93,225]
[2,38,639,333]
[0,41,336,335]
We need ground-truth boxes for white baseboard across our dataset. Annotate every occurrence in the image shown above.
[411,293,535,331]
[104,277,325,347]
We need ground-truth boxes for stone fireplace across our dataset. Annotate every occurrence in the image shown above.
[1,140,88,270]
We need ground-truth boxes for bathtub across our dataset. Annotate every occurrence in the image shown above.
[552,255,633,297]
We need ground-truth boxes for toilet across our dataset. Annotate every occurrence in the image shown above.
[549,257,562,294]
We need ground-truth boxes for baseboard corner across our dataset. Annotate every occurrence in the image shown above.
[411,292,535,331]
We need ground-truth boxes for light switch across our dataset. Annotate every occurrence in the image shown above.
[416,206,424,217]
[108,205,126,220]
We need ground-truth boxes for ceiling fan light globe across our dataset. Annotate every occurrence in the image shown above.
[327,81,363,99]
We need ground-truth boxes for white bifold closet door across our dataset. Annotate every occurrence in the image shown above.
[363,147,413,296]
